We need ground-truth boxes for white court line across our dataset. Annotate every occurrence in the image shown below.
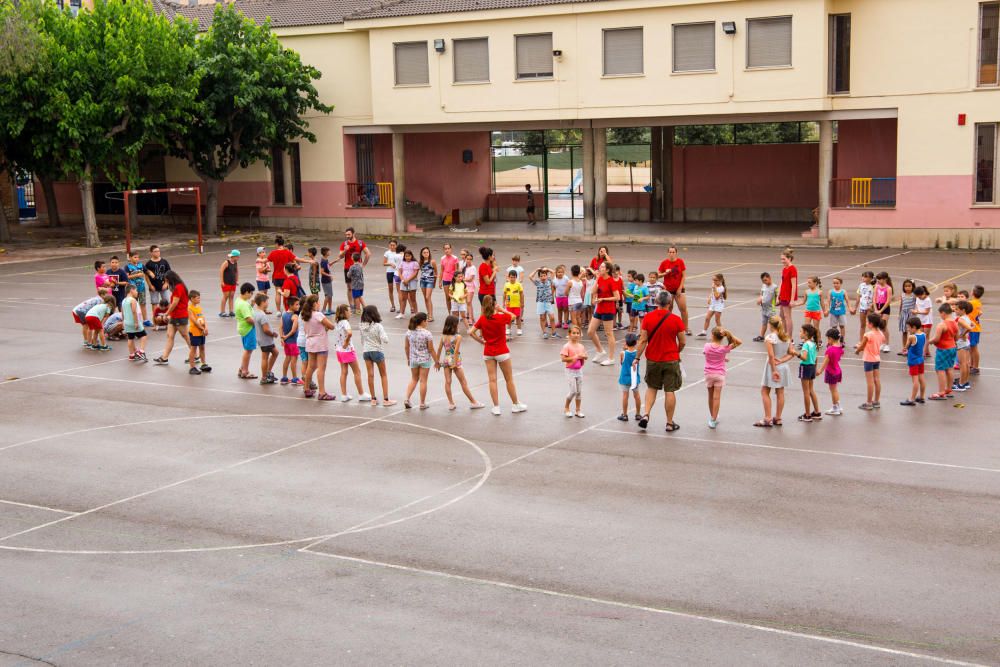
[297,550,984,667]
[0,499,78,515]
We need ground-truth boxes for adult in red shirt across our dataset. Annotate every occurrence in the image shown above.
[267,236,295,313]
[633,290,686,432]
[589,245,613,272]
[586,260,620,365]
[469,295,526,415]
[154,271,195,371]
[477,246,498,305]
[657,245,689,333]
[337,227,371,302]
[778,248,798,335]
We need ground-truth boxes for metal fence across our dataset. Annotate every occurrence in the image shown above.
[831,177,896,208]
[347,182,394,208]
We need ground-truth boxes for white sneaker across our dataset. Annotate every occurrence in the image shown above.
[575,411,585,418]
[825,407,842,416]
[600,359,614,366]
[591,352,605,364]
[511,403,528,413]
[359,394,372,402]
[491,406,501,416]
[395,313,404,319]
[697,331,707,338]
[565,411,574,418]
[517,328,523,336]
[881,344,891,353]
[340,395,352,403]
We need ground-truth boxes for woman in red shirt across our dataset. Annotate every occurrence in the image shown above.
[477,246,498,305]
[469,295,526,415]
[586,260,620,366]
[657,245,689,334]
[153,271,192,368]
[589,246,613,272]
[778,248,798,335]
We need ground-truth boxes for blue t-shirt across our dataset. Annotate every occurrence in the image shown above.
[829,289,847,316]
[619,349,640,386]
[631,285,649,312]
[126,262,146,292]
[804,290,822,312]
[281,311,296,338]
[907,332,926,366]
[320,258,332,284]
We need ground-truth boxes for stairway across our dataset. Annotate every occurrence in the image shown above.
[403,201,445,233]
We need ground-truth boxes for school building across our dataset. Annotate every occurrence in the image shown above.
[39,0,1000,247]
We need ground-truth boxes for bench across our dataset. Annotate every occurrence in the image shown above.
[168,203,205,227]
[221,205,261,229]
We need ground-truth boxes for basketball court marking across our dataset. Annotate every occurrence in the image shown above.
[0,499,78,515]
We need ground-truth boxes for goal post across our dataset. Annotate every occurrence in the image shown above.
[121,186,203,256]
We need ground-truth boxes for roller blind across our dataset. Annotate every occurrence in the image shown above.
[672,23,715,72]
[979,2,999,86]
[603,28,643,75]
[394,41,429,85]
[454,38,489,83]
[747,16,792,68]
[516,33,553,78]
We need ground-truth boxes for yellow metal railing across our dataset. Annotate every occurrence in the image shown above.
[850,178,872,207]
[377,182,394,208]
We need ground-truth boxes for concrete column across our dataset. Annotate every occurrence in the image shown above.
[392,132,405,234]
[650,126,662,222]
[662,126,674,222]
[582,127,595,235]
[817,119,834,239]
[281,150,294,207]
[594,128,608,236]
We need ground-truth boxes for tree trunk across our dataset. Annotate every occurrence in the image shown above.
[203,177,220,235]
[40,177,61,227]
[79,172,101,248]
[127,188,139,233]
[0,192,11,243]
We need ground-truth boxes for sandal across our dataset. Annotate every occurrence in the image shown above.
[382,399,397,407]
[239,372,258,380]
[317,393,336,401]
[772,418,783,426]
[753,419,773,427]
[928,393,948,401]
[665,422,680,432]
[303,390,315,398]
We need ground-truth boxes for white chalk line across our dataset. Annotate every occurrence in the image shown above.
[0,499,78,515]
[297,550,985,667]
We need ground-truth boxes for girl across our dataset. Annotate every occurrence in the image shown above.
[360,305,395,407]
[449,277,469,326]
[154,271,192,367]
[553,265,570,330]
[913,285,933,357]
[698,274,726,337]
[798,276,825,339]
[404,312,438,409]
[469,295,526,415]
[255,247,271,295]
[300,295,336,401]
[334,304,369,402]
[897,278,917,356]
[462,250,478,323]
[382,239,401,313]
[567,265,586,328]
[855,312,886,410]
[852,270,875,344]
[797,324,821,422]
[778,249,798,335]
[396,249,419,319]
[935,282,958,305]
[560,324,588,418]
[436,316,484,410]
[279,296,302,386]
[754,316,795,428]
[582,268,595,323]
[418,247,438,322]
[873,272,894,352]
[827,277,849,344]
[587,261,619,366]
[817,328,844,416]
[703,327,742,429]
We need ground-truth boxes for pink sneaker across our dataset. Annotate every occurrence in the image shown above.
[290,378,304,386]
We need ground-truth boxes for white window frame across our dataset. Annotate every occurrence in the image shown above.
[515,33,554,80]
[974,122,998,205]
[746,15,793,70]
[671,21,716,73]
[978,2,1000,87]
[393,41,430,87]
[828,13,851,94]
[602,27,644,77]
[453,37,490,84]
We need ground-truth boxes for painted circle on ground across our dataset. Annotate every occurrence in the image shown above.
[0,414,491,555]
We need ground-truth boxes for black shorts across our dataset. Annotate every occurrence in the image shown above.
[798,364,817,380]
[169,317,189,327]
[344,268,351,282]
[592,312,614,322]
[877,306,891,317]
[260,344,276,354]
[126,330,147,340]
[527,206,535,214]
[189,335,206,347]
[478,293,494,305]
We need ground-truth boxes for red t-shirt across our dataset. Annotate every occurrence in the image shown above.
[658,258,686,293]
[340,240,366,269]
[170,283,189,320]
[779,265,798,302]
[475,313,513,357]
[612,277,625,303]
[268,248,295,280]
[478,262,496,295]
[641,309,684,362]
[594,276,618,314]
[590,256,604,271]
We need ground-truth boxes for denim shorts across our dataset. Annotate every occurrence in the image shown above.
[256,280,271,292]
[410,360,434,369]
[592,312,614,322]
[363,351,385,363]
[536,302,556,316]
[419,279,435,289]
[863,361,880,372]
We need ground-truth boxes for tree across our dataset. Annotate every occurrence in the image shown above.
[169,4,332,235]
[608,127,650,145]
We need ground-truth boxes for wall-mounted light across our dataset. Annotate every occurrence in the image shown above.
[553,49,563,58]
[722,22,736,35]
[434,39,446,53]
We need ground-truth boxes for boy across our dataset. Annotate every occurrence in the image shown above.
[219,250,239,317]
[645,271,663,312]
[953,300,974,392]
[106,256,129,310]
[899,317,925,405]
[530,266,557,339]
[94,260,111,294]
[320,247,334,315]
[503,269,524,338]
[254,293,279,384]
[151,301,170,331]
[630,273,649,332]
[505,255,525,283]
[755,272,778,342]
[144,245,171,308]
[85,295,118,351]
[969,285,985,375]
[346,252,366,313]
[913,285,933,357]
[280,296,302,385]
[525,184,536,225]
[125,251,151,327]
[187,290,211,375]
[618,333,642,422]
[72,291,107,346]
[612,265,626,330]
[122,283,147,361]
[103,312,125,340]
[235,283,257,379]
[623,269,637,331]
[928,303,958,400]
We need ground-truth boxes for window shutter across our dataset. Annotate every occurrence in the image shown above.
[394,42,429,85]
[672,23,715,72]
[603,28,643,75]
[747,16,792,68]
[516,33,553,78]
[454,38,489,83]
[979,2,999,86]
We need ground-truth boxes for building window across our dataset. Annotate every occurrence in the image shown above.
[979,3,999,86]
[747,16,792,68]
[975,123,997,204]
[271,143,302,206]
[515,33,553,79]
[603,27,643,76]
[289,143,302,206]
[454,37,489,83]
[829,14,851,93]
[672,22,715,72]
[271,147,285,205]
[394,41,429,86]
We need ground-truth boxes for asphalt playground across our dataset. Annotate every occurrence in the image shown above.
[0,238,998,665]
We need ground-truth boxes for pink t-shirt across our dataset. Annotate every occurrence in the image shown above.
[824,344,844,375]
[440,254,459,282]
[304,311,329,353]
[703,343,732,376]
[95,273,111,291]
[862,329,885,362]
[561,341,586,370]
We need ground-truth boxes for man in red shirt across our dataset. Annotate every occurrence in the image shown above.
[778,248,798,334]
[338,227,371,303]
[266,236,295,314]
[657,245,689,333]
[587,260,619,365]
[633,290,686,432]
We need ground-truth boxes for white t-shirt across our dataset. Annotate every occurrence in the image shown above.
[553,275,569,298]
[384,250,401,274]
[567,279,585,306]
[505,265,525,283]
[334,319,353,353]
[915,296,933,326]
[709,285,726,311]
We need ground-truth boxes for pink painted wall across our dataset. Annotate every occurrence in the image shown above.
[836,118,898,179]
[830,175,1000,229]
[404,132,491,214]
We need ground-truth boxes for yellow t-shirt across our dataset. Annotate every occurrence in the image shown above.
[504,282,523,308]
[969,297,983,333]
[189,304,206,336]
[451,280,466,301]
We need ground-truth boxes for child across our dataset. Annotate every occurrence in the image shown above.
[529,266,557,339]
[755,316,795,428]
[281,262,304,312]
[436,315,485,410]
[122,284,148,362]
[817,328,844,416]
[125,251,150,326]
[333,304,369,402]
[84,295,118,351]
[612,265,626,331]
[560,324,588,418]
[72,291,107,346]
[300,294,336,400]
[152,301,170,331]
[94,260,111,294]
[307,247,321,297]
[852,270,875,344]
[827,277,849,344]
[854,312,886,410]
[953,300,974,392]
[103,312,125,341]
[582,267,596,323]
[617,333,641,422]
[235,283,257,379]
[346,253,366,314]
[254,293,279,384]
[187,290,211,374]
[219,250,239,317]
[900,317,926,405]
[968,285,985,375]
[320,247,334,315]
[935,282,958,306]
[703,327,742,429]
[797,276,824,340]
[929,303,958,400]
[754,272,778,342]
[629,274,648,333]
[797,324,821,422]
[105,256,129,311]
[450,277,469,325]
[505,255,524,283]
[873,272,893,352]
[404,312,438,409]
[567,265,586,328]
[383,239,401,313]
[553,265,570,330]
[623,270,637,331]
[255,247,271,296]
[698,273,726,337]
[897,278,916,355]
[913,285,933,357]
[279,296,302,386]
[645,271,663,314]
[503,270,524,338]
[360,305,395,407]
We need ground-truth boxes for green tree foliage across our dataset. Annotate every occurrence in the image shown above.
[169,4,332,234]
